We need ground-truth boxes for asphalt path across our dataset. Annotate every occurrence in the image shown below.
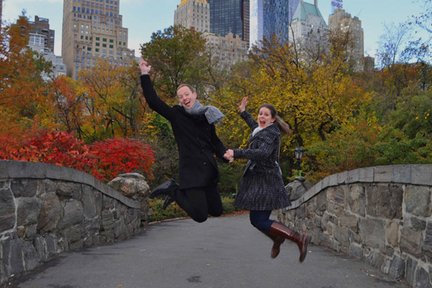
[8,213,409,288]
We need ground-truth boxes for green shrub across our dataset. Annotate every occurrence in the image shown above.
[147,198,187,222]
[147,195,240,222]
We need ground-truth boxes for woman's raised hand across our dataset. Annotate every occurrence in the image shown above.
[238,96,248,113]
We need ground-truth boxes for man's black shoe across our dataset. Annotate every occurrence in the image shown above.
[149,179,177,199]
[162,195,175,210]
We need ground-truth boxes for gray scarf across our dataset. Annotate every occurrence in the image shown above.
[185,100,224,124]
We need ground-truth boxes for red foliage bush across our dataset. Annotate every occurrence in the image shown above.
[89,138,155,182]
[0,130,155,182]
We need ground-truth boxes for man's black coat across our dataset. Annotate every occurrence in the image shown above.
[140,75,227,189]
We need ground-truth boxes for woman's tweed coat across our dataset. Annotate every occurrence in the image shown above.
[233,111,291,210]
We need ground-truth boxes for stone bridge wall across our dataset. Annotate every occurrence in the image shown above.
[279,165,432,288]
[0,160,146,286]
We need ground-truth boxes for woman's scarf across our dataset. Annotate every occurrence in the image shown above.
[252,126,264,137]
[185,100,224,124]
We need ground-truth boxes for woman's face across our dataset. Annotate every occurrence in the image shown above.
[177,86,197,109]
[257,107,275,128]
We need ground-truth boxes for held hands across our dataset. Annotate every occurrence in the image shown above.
[238,96,248,113]
[139,58,151,75]
[224,149,234,162]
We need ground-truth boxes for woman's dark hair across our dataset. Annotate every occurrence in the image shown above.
[259,104,292,135]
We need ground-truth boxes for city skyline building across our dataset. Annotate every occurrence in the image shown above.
[263,0,300,43]
[62,0,135,79]
[328,8,364,71]
[290,0,328,58]
[209,0,244,38]
[174,0,210,33]
[13,15,66,79]
[249,0,263,47]
[28,16,55,53]
[241,0,250,45]
[0,0,3,27]
[205,32,249,70]
[174,0,248,71]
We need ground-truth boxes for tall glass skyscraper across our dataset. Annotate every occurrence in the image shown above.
[209,0,244,38]
[263,0,300,43]
[249,0,263,47]
[0,0,3,27]
[250,0,300,47]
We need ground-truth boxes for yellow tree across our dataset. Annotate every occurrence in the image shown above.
[213,37,371,177]
[78,59,144,141]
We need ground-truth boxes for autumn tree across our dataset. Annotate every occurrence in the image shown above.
[0,15,53,136]
[78,59,144,141]
[212,37,370,179]
[49,75,88,138]
[216,38,368,144]
[140,25,212,100]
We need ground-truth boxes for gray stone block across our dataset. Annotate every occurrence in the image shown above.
[400,226,423,256]
[22,241,40,271]
[392,164,412,183]
[0,187,15,232]
[359,218,385,250]
[374,165,395,183]
[82,185,100,219]
[357,167,374,183]
[16,197,41,227]
[59,200,84,229]
[415,266,432,288]
[347,184,365,216]
[388,254,405,280]
[425,222,432,253]
[8,161,47,179]
[11,179,39,197]
[2,238,24,276]
[337,171,348,185]
[366,184,402,219]
[348,242,363,259]
[411,164,432,186]
[404,185,431,217]
[37,192,61,233]
[405,257,417,287]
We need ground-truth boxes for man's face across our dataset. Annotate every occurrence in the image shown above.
[177,86,197,109]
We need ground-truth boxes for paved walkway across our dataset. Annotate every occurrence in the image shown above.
[9,214,408,288]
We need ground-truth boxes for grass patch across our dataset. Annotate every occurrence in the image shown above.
[147,195,240,222]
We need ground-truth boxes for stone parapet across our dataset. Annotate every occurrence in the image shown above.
[279,164,432,288]
[0,161,145,286]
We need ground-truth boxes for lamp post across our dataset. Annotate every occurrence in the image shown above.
[294,146,305,181]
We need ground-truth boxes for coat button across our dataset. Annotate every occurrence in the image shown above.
[203,162,207,165]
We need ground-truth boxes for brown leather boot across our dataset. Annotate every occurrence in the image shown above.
[268,222,311,263]
[270,235,285,258]
[260,231,285,259]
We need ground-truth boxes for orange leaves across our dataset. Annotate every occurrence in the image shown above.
[0,130,155,182]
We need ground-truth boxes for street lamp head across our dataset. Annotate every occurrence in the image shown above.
[294,146,305,160]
